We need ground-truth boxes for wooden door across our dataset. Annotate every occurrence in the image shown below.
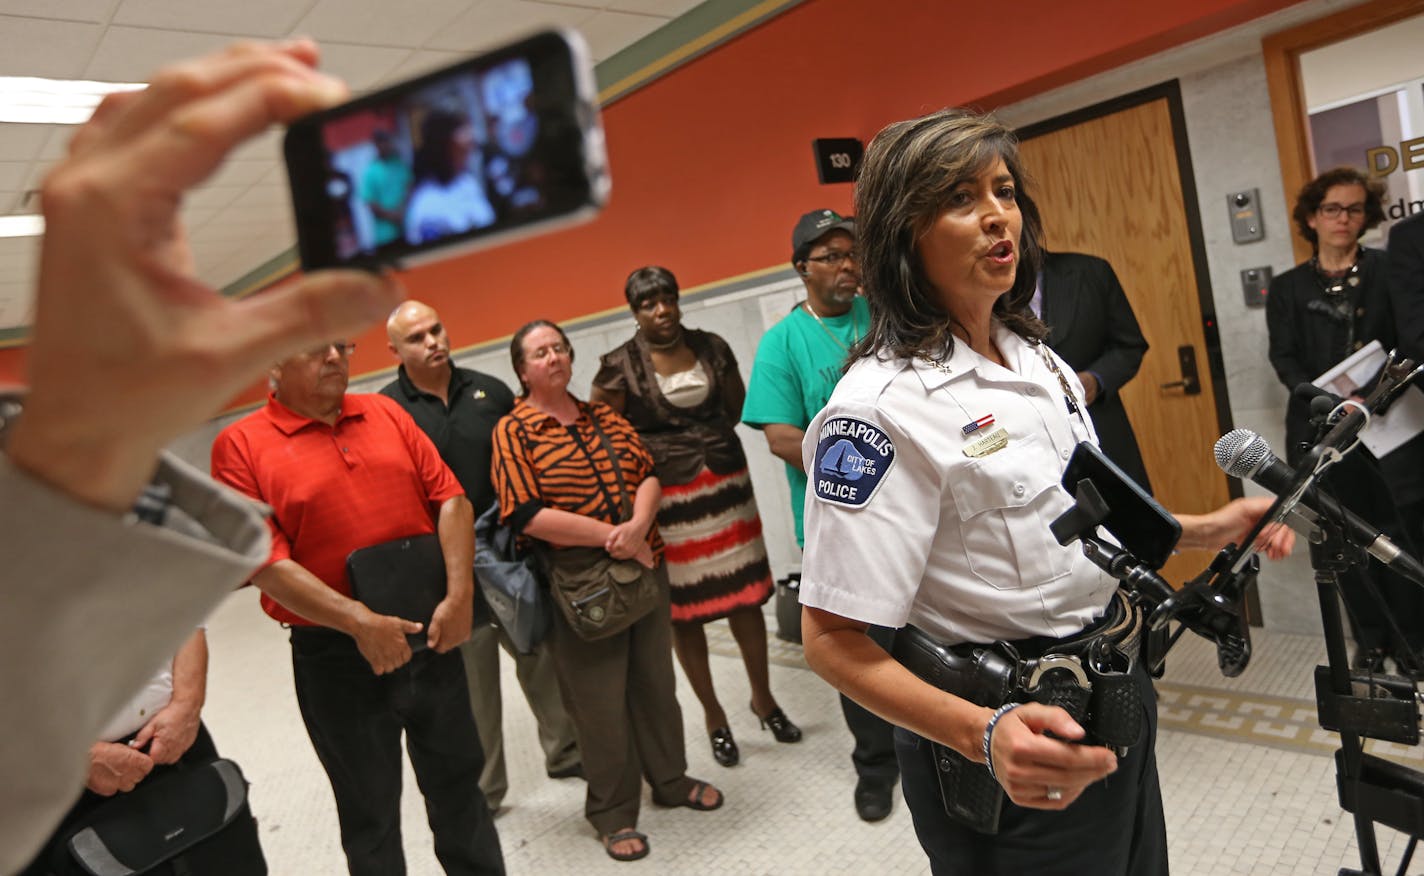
[1018,89,1233,590]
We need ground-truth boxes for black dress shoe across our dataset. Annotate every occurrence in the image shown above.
[854,778,893,822]
[753,705,803,743]
[710,726,739,767]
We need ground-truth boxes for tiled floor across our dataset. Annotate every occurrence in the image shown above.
[201,589,1424,874]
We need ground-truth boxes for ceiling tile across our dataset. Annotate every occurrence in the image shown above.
[206,159,271,190]
[0,282,35,330]
[179,205,219,229]
[217,203,289,225]
[39,126,78,162]
[0,16,104,79]
[83,25,233,82]
[0,161,29,192]
[227,183,291,209]
[605,0,700,16]
[578,9,664,62]
[112,0,313,37]
[291,0,473,49]
[184,185,247,211]
[311,42,412,93]
[427,0,597,54]
[0,0,119,23]
[0,238,39,278]
[22,160,58,193]
[377,49,469,86]
[227,139,283,166]
[0,125,50,162]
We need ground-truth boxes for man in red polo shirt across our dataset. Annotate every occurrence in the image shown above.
[211,339,504,875]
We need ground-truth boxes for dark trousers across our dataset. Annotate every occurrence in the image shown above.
[547,564,692,835]
[20,726,225,876]
[840,624,900,787]
[896,660,1166,876]
[1317,459,1424,658]
[290,628,504,876]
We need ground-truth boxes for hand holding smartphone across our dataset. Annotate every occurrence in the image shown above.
[285,29,609,272]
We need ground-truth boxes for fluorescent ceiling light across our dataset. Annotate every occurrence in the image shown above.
[0,215,44,238]
[0,77,146,125]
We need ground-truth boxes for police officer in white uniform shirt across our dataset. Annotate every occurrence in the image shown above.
[798,108,1292,876]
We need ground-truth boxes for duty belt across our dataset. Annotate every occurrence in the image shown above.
[893,590,1145,754]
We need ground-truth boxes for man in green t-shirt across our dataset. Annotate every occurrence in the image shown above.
[361,130,413,247]
[741,208,898,822]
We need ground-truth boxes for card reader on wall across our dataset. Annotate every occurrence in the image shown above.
[1241,266,1272,308]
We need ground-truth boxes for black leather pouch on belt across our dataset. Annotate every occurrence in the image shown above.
[1024,647,1142,752]
[893,625,1017,835]
[1085,644,1142,751]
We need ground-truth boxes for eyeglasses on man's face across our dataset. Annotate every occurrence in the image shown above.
[804,250,859,268]
[1317,202,1365,219]
[305,341,356,358]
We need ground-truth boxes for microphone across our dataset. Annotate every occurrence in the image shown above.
[1214,429,1424,585]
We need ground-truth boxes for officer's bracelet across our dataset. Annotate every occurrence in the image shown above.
[982,702,1022,781]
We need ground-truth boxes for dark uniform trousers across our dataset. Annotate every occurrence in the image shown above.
[842,625,900,788]
[547,564,695,836]
[289,627,504,876]
[896,659,1167,876]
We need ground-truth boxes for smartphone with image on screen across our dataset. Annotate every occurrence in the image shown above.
[284,29,609,272]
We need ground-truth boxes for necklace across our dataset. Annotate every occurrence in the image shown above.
[1310,249,1361,298]
[803,302,861,351]
[644,329,683,351]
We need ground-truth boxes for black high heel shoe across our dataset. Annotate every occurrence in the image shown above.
[753,705,802,743]
[709,726,739,767]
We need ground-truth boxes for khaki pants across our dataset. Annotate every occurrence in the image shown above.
[548,565,693,835]
[460,623,580,810]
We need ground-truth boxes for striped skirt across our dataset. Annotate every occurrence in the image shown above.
[658,466,774,624]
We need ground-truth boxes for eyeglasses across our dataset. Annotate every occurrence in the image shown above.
[804,250,858,268]
[1318,202,1366,219]
[527,342,571,361]
[306,341,356,358]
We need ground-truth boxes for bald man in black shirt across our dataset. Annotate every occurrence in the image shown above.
[382,301,580,811]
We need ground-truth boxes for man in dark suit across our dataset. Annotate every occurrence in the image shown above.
[1389,212,1424,364]
[1037,251,1153,492]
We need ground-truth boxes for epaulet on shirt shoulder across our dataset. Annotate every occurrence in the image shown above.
[831,356,911,407]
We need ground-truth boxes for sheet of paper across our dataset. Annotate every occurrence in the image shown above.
[1313,339,1424,457]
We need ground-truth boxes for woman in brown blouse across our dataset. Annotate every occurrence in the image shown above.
[490,319,723,863]
[592,267,800,771]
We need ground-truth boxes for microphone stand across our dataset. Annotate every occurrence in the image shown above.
[1050,477,1257,677]
[1294,353,1424,876]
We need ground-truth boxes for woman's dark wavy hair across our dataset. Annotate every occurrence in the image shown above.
[624,265,679,310]
[509,319,573,396]
[850,108,1047,364]
[1291,166,1386,247]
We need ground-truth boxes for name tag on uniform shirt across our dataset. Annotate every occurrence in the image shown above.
[962,426,1009,458]
[812,416,896,508]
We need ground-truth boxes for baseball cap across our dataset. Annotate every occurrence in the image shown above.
[791,209,855,264]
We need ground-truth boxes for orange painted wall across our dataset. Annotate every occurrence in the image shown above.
[5,0,1301,406]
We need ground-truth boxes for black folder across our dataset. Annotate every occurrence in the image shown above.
[346,533,447,652]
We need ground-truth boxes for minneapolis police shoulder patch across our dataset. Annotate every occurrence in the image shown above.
[812,416,895,509]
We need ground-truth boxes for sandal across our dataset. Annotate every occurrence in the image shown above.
[602,829,649,862]
[681,779,723,811]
